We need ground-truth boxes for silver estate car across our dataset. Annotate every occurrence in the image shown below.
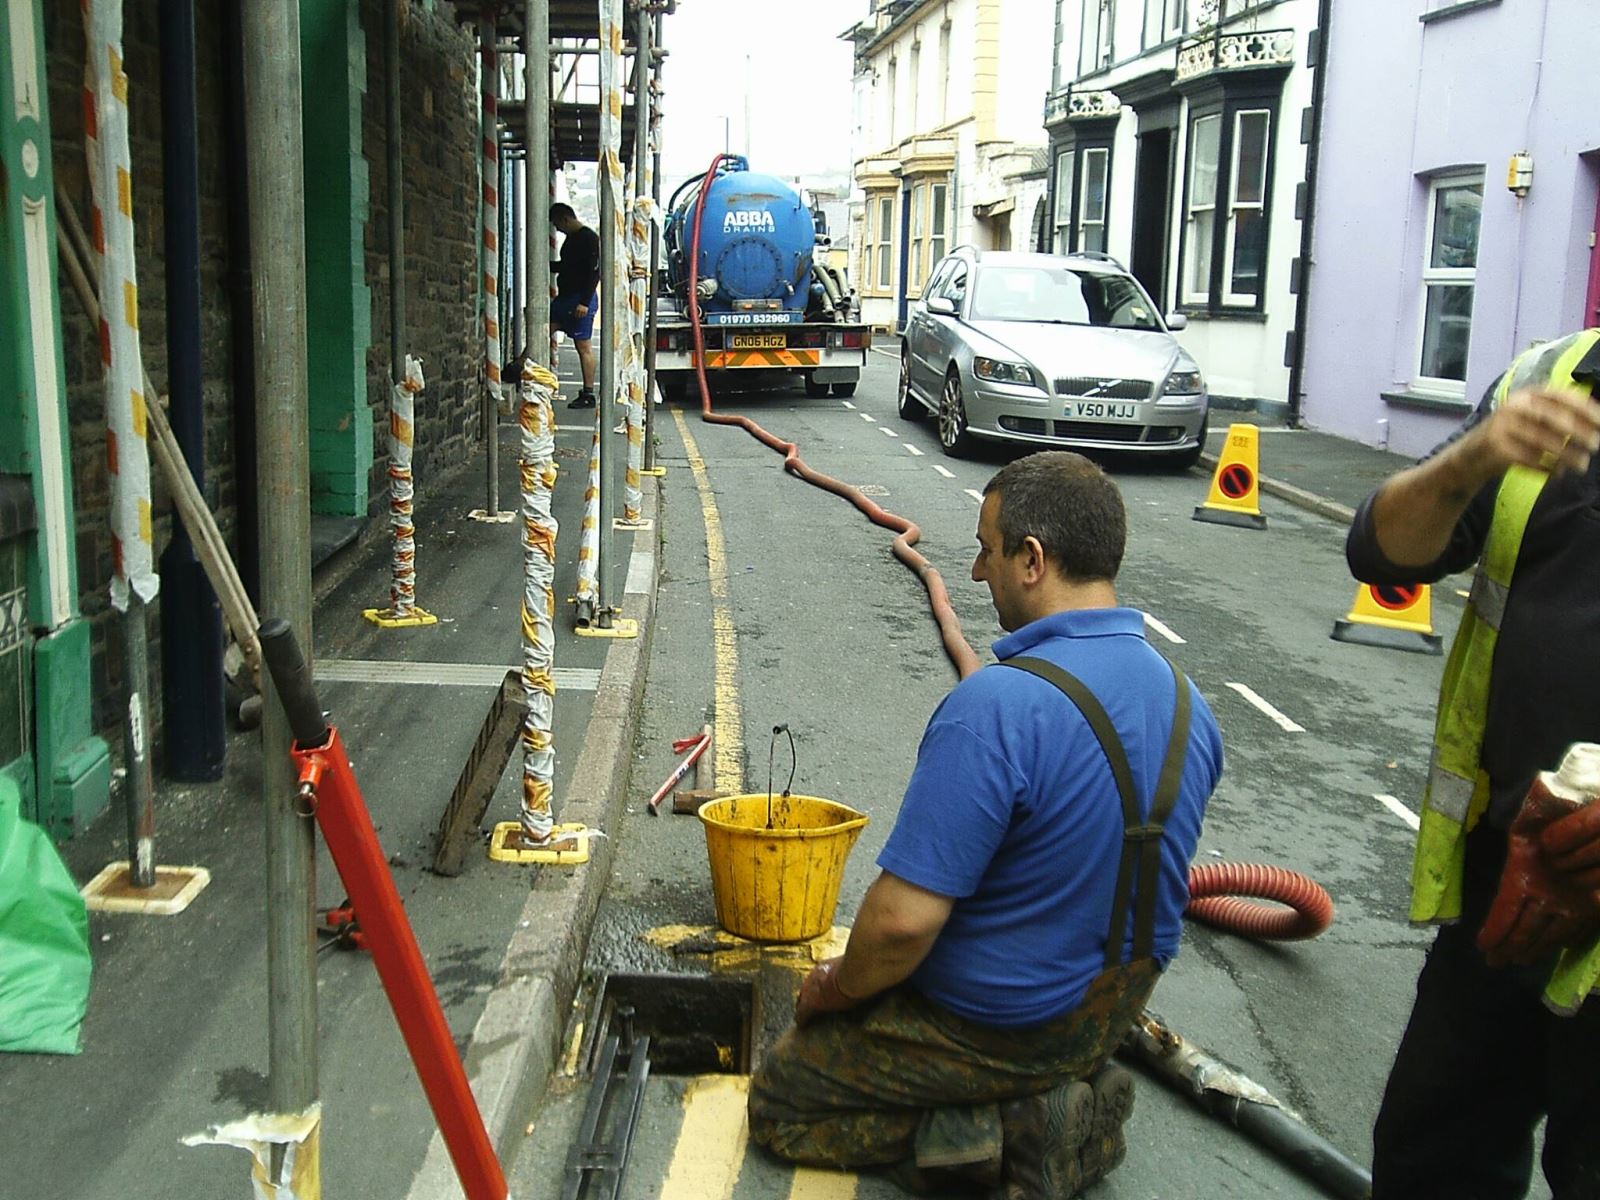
[898,248,1208,466]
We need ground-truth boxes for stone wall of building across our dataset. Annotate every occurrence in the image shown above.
[40,0,486,749]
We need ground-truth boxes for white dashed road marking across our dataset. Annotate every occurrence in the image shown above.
[860,412,876,423]
[840,400,857,410]
[1143,614,1186,645]
[880,426,898,437]
[933,465,955,479]
[1375,793,1421,830]
[1224,682,1306,733]
[964,488,983,502]
[905,444,924,456]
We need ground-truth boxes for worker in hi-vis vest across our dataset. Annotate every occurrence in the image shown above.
[1347,328,1600,1199]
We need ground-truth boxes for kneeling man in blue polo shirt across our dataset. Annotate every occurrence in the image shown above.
[749,450,1224,1199]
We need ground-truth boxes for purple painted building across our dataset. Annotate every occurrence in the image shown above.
[1301,0,1600,458]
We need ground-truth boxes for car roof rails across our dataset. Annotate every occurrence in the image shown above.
[1070,250,1129,270]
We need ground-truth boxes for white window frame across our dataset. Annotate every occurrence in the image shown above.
[873,194,895,293]
[929,182,949,267]
[887,58,898,145]
[1054,150,1076,251]
[937,23,951,126]
[1096,0,1115,68]
[1182,113,1221,306]
[1221,108,1271,306]
[909,185,927,292]
[1078,147,1110,253]
[1414,172,1484,396]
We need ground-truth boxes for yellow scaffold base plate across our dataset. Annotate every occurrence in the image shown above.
[488,822,593,865]
[467,508,517,524]
[640,466,667,477]
[612,518,655,532]
[81,862,212,915]
[363,605,440,628]
[574,618,639,639]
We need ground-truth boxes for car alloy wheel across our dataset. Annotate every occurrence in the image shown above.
[939,371,973,456]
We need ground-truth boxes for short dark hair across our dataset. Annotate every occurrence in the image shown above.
[982,452,1125,582]
[549,202,576,223]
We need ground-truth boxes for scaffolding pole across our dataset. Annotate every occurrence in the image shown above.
[479,18,502,519]
[642,7,664,472]
[244,0,319,1169]
[525,0,551,371]
[594,0,625,626]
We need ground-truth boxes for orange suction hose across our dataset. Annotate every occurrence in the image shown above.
[680,155,1330,941]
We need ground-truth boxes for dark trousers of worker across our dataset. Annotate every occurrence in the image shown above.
[747,960,1157,1184]
[1373,825,1600,1199]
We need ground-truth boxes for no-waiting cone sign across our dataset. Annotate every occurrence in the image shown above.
[1331,582,1444,655]
[1194,424,1267,530]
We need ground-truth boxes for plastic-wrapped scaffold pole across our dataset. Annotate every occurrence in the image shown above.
[620,192,654,525]
[572,0,627,618]
[469,16,511,525]
[81,0,164,900]
[487,361,592,864]
[365,356,438,627]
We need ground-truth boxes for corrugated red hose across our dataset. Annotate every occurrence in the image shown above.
[681,155,1330,942]
[1186,862,1335,940]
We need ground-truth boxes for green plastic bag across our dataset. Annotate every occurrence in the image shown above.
[0,776,91,1054]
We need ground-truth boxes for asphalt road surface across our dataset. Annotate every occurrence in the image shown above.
[511,348,1552,1200]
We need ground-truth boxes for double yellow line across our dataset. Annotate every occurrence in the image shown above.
[672,410,744,794]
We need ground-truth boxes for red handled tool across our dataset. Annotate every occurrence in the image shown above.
[259,619,507,1200]
[647,733,712,815]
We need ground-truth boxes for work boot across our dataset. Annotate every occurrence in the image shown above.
[567,389,596,409]
[1078,1064,1136,1187]
[994,1081,1093,1200]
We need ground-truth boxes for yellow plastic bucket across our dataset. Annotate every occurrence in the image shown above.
[698,793,869,942]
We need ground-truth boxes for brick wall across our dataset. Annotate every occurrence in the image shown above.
[40,0,485,747]
[361,0,485,508]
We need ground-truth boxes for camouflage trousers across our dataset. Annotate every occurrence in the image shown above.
[747,960,1159,1182]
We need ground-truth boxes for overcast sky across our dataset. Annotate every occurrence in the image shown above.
[656,0,864,190]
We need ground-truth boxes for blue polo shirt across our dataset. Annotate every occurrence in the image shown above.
[877,608,1223,1027]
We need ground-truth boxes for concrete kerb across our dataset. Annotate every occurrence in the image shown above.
[404,475,662,1200]
[1195,449,1357,527]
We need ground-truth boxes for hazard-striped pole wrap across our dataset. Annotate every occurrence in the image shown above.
[83,0,157,612]
[622,192,653,522]
[518,358,560,837]
[481,20,502,408]
[575,428,601,604]
[388,356,425,615]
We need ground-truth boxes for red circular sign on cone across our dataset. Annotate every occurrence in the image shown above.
[1372,584,1422,611]
[1218,463,1254,500]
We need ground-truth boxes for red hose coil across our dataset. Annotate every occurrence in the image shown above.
[1186,862,1335,941]
[684,156,1329,943]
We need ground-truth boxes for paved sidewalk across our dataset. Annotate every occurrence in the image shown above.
[2,396,657,1198]
[1202,421,1415,524]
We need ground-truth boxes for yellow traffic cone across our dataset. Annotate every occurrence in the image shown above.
[1331,583,1443,655]
[1193,423,1267,530]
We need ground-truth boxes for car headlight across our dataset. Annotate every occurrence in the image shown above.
[1159,370,1204,401]
[973,357,1038,387]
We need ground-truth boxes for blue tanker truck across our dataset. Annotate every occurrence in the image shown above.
[654,156,870,400]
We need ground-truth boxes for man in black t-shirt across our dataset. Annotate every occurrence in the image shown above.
[551,203,601,408]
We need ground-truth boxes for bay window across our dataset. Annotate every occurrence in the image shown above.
[1178,85,1280,313]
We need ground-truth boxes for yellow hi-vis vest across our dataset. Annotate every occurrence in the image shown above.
[1411,328,1600,1014]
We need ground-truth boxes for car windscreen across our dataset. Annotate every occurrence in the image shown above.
[969,266,1162,331]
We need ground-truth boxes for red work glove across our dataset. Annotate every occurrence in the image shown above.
[1478,792,1600,967]
[1542,802,1600,891]
[795,957,863,1028]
